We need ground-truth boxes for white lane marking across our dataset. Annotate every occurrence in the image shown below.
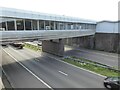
[2,48,53,90]
[44,54,106,78]
[58,71,68,76]
[2,68,14,88]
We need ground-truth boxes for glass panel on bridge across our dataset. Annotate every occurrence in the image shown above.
[25,19,32,30]
[7,18,15,30]
[50,21,54,30]
[32,20,37,30]
[0,17,7,31]
[16,19,24,30]
[0,17,96,31]
[45,20,50,30]
[55,22,59,30]
[39,20,44,30]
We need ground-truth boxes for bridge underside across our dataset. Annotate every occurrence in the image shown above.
[0,30,95,56]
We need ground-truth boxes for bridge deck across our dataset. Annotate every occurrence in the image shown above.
[0,30,95,43]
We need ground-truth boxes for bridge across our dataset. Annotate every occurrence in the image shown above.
[0,7,96,56]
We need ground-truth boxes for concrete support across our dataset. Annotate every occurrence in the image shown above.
[23,19,25,30]
[64,35,94,49]
[95,33,119,53]
[42,39,64,56]
[37,20,39,30]
[49,21,51,29]
[5,22,8,31]
[54,22,56,30]
[44,21,46,30]
[14,19,17,31]
[64,33,120,53]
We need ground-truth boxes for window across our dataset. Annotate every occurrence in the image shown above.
[0,18,16,31]
[67,23,72,30]
[32,20,37,30]
[25,19,32,30]
[16,19,24,30]
[0,17,7,31]
[51,21,54,30]
[59,22,64,30]
[45,21,50,30]
[39,20,44,30]
[7,20,15,30]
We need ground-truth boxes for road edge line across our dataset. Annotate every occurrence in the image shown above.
[2,68,14,88]
[2,48,53,89]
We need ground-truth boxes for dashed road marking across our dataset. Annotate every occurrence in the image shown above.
[58,71,68,76]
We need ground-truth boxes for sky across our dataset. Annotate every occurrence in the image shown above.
[0,0,119,21]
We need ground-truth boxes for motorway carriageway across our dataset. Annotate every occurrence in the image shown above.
[2,46,106,88]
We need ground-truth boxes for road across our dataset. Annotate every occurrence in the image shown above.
[2,49,49,88]
[65,46,118,68]
[2,46,106,88]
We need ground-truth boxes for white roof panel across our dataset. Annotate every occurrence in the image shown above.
[0,7,96,24]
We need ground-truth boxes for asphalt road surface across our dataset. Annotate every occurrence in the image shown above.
[65,46,118,68]
[2,46,106,88]
[2,49,49,88]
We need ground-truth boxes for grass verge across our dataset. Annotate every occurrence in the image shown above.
[63,58,119,77]
[24,43,42,51]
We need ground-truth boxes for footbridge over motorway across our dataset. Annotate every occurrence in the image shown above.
[0,7,96,56]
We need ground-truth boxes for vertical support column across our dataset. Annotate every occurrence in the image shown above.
[37,20,39,30]
[54,21,56,30]
[49,21,51,30]
[5,22,8,31]
[44,21,46,30]
[14,19,17,31]
[39,21,41,30]
[23,19,26,30]
[42,39,64,56]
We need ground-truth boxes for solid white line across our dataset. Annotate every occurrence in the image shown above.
[2,68,14,88]
[2,48,53,89]
[58,71,68,76]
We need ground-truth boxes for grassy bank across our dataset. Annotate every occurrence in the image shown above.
[63,57,119,77]
[24,43,42,51]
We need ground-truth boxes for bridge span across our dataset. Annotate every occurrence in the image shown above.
[1,29,95,43]
[0,7,96,56]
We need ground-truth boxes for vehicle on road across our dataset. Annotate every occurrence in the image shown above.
[1,44,8,47]
[104,77,120,89]
[10,43,24,49]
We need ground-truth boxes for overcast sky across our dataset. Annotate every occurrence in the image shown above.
[0,0,119,21]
